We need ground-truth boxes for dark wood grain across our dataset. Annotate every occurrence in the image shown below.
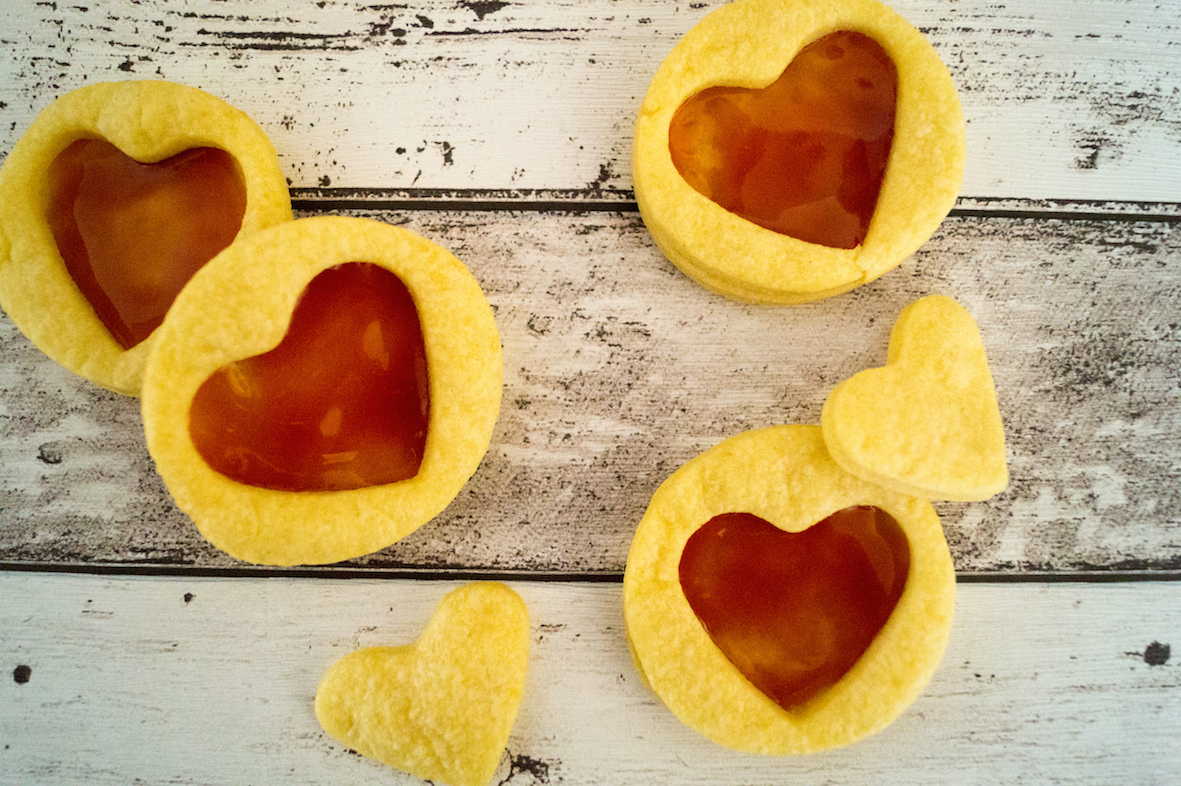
[2,207,1177,575]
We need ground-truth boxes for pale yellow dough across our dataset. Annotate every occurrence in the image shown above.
[633,0,964,303]
[623,425,955,754]
[315,582,530,786]
[140,216,503,566]
[0,80,292,394]
[822,295,1009,501]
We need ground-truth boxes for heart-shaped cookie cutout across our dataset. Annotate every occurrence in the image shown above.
[680,506,909,710]
[47,139,247,349]
[669,30,896,249]
[315,582,530,786]
[822,295,1008,501]
[189,262,429,492]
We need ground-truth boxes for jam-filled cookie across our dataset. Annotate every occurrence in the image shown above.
[633,0,964,303]
[141,216,502,566]
[0,80,292,394]
[624,424,955,753]
[624,296,1006,752]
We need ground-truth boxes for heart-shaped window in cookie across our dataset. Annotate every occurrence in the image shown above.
[47,139,248,350]
[669,31,897,250]
[679,506,909,711]
[189,262,430,493]
[633,0,964,303]
[0,80,292,394]
[142,216,502,566]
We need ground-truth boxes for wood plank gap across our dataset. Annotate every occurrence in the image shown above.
[290,187,636,206]
[956,570,1181,584]
[290,189,1181,221]
[291,197,638,215]
[950,207,1181,224]
[0,562,625,582]
[3,562,1180,584]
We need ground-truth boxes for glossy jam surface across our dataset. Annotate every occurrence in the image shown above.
[679,506,910,710]
[189,262,430,492]
[669,31,897,249]
[47,139,247,349]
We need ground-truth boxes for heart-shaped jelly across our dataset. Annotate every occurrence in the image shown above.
[47,139,247,349]
[668,30,896,249]
[188,262,430,492]
[679,506,909,710]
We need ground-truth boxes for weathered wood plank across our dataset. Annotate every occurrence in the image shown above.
[2,574,1178,784]
[1,0,1178,202]
[2,210,1177,574]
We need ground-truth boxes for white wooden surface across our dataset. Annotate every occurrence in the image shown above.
[3,575,1179,785]
[1,0,1179,201]
[1,0,1180,783]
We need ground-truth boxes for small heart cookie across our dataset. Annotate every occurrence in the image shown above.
[315,582,530,786]
[821,295,1008,501]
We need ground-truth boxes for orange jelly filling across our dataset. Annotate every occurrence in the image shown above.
[47,139,247,349]
[668,31,897,249]
[679,506,910,710]
[189,262,430,493]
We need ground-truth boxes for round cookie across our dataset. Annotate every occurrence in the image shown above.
[623,424,955,753]
[633,0,964,303]
[0,80,291,394]
[141,216,503,566]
